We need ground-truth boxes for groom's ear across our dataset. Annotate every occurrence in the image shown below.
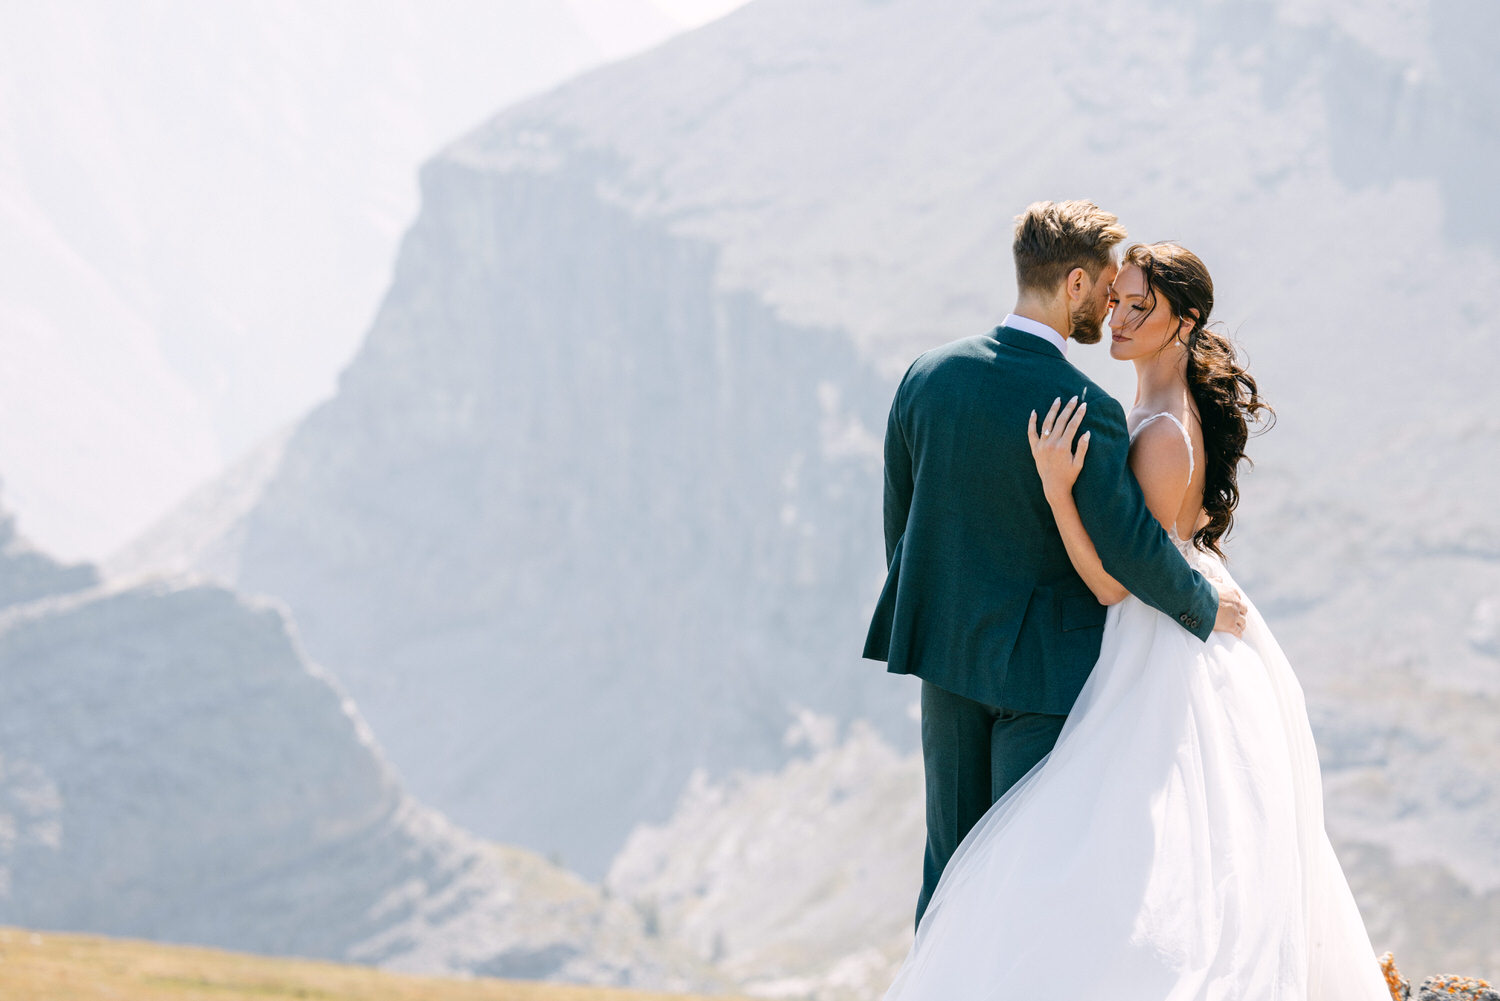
[1063,265,1091,302]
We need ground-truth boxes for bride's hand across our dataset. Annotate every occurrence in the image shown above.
[1028,396,1089,502]
[1212,582,1248,638]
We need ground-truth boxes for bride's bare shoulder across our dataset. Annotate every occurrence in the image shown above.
[1127,417,1194,482]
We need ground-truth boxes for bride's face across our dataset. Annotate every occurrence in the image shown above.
[1107,264,1189,362]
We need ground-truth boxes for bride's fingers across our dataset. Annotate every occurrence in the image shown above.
[1061,400,1087,442]
[1041,398,1062,437]
[1028,410,1039,450]
[1055,396,1079,432]
[1071,430,1091,468]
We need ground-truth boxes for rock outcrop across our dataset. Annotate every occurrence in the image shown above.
[0,507,711,987]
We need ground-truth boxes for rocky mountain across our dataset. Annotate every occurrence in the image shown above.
[0,506,710,987]
[112,0,1499,981]
[608,716,922,1001]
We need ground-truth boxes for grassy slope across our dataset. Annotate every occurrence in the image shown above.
[0,927,748,1001]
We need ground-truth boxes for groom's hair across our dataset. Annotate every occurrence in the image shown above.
[1012,200,1127,294]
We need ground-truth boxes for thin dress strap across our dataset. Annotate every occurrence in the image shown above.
[1129,411,1195,483]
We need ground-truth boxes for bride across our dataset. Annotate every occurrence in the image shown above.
[883,243,1388,1000]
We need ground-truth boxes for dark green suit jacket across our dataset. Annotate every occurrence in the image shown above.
[863,325,1219,713]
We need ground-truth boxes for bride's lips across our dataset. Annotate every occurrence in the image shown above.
[1112,334,1129,343]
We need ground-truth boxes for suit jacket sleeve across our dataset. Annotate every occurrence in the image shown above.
[1072,394,1219,641]
[882,370,915,566]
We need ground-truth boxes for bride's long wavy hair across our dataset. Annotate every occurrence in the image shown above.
[1122,242,1274,558]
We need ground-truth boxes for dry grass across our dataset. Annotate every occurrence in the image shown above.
[0,926,746,1001]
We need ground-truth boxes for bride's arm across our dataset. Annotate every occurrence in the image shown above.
[1028,399,1128,605]
[1029,400,1196,606]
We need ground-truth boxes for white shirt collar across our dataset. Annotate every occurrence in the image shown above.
[1000,313,1068,356]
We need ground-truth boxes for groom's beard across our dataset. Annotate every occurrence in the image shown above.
[1070,301,1106,345]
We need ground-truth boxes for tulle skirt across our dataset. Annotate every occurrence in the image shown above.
[883,548,1388,1001]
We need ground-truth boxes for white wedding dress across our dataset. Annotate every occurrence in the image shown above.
[884,413,1387,1001]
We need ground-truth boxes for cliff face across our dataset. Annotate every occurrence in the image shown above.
[113,0,1498,978]
[222,154,900,878]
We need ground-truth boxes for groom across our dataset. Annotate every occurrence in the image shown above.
[863,199,1246,929]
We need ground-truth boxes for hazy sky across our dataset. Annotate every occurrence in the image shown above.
[567,0,752,57]
[646,0,751,24]
[572,0,752,41]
